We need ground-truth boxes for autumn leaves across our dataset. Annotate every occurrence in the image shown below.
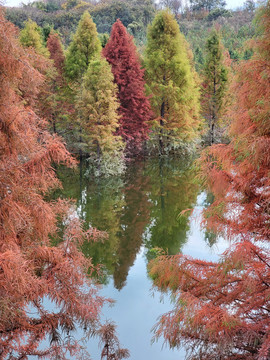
[59,10,200,170]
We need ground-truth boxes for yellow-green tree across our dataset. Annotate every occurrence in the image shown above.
[144,10,200,155]
[20,19,49,57]
[65,11,101,81]
[202,29,229,145]
[77,58,125,176]
[64,11,101,158]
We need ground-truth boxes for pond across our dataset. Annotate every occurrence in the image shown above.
[53,157,228,360]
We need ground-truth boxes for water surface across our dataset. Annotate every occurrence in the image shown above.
[54,158,227,359]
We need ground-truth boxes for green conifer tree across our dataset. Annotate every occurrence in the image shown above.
[77,58,125,176]
[144,10,200,155]
[64,11,101,158]
[65,11,101,81]
[202,29,229,144]
[19,19,49,57]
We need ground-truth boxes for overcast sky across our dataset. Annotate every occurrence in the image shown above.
[3,0,247,11]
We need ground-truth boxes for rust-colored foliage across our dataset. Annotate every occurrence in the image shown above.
[47,31,65,77]
[150,241,269,359]
[103,19,152,156]
[149,3,270,359]
[97,322,130,360]
[0,10,109,358]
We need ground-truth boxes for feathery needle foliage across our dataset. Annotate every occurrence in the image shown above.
[103,19,152,156]
[149,3,270,359]
[144,10,201,155]
[0,10,124,359]
[77,57,125,176]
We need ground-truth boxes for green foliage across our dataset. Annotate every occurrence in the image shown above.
[190,0,226,12]
[91,1,133,34]
[145,10,200,154]
[143,158,199,260]
[5,0,155,46]
[6,1,256,69]
[77,58,125,177]
[194,46,204,69]
[91,0,155,39]
[177,10,255,70]
[202,29,229,144]
[30,0,62,12]
[42,22,53,42]
[98,32,109,48]
[19,18,49,56]
[65,11,101,81]
[206,8,232,21]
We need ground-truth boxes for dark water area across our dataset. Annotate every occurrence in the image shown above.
[52,157,227,360]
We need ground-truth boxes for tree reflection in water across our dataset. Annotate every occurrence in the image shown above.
[54,157,200,289]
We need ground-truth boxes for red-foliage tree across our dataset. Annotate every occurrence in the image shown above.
[47,31,65,77]
[0,10,116,359]
[103,19,152,156]
[149,3,270,359]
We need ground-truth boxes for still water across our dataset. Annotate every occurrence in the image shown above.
[54,158,227,360]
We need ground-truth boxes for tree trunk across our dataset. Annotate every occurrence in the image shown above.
[79,128,83,161]
[159,74,166,156]
[210,118,215,145]
[210,68,217,145]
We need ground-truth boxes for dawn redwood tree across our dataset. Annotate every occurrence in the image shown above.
[45,30,77,138]
[103,19,152,156]
[149,3,270,359]
[97,322,130,360]
[0,11,129,359]
[65,11,102,157]
[20,18,49,57]
[65,11,101,81]
[77,57,125,175]
[144,10,200,155]
[20,24,62,135]
[202,29,229,144]
[39,31,66,134]
[47,31,65,76]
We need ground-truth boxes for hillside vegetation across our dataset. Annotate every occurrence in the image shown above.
[5,0,255,68]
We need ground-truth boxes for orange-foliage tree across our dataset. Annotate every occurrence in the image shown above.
[0,10,118,359]
[149,3,270,359]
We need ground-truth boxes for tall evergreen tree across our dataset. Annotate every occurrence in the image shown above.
[202,29,229,144]
[77,58,125,176]
[144,10,200,155]
[64,11,101,157]
[103,19,152,156]
[65,11,101,81]
[19,19,49,57]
